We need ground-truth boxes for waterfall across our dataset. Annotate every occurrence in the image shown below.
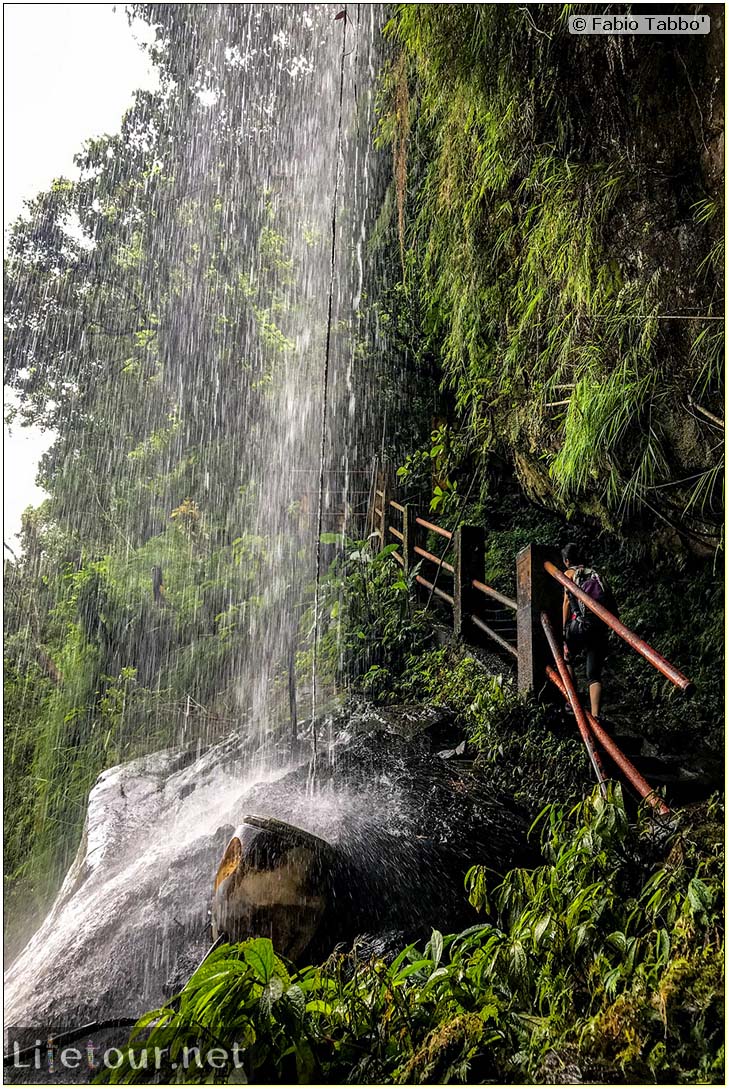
[4,1,388,1037]
[146,3,385,743]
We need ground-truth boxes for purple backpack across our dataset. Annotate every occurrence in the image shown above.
[571,566,608,632]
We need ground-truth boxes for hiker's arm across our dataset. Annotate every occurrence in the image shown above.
[562,570,573,656]
[562,568,573,631]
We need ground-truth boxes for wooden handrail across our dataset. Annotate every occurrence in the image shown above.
[471,578,517,612]
[415,573,454,606]
[546,665,670,815]
[414,545,454,574]
[541,611,608,795]
[415,516,452,540]
[469,614,518,659]
[544,560,694,694]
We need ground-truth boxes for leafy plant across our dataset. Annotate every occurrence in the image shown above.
[106,789,724,1085]
[305,535,431,694]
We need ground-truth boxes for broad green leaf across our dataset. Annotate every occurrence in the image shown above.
[259,974,284,1016]
[376,543,399,559]
[394,958,435,981]
[428,928,444,968]
[305,998,333,1015]
[533,915,552,947]
[285,983,306,1021]
[687,877,712,916]
[243,938,275,983]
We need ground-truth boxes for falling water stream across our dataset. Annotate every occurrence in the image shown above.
[5,2,392,1032]
[4,8,535,1057]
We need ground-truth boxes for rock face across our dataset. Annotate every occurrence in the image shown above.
[4,740,245,1031]
[4,704,537,1042]
[211,817,334,959]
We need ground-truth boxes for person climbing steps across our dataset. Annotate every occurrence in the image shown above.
[560,542,619,722]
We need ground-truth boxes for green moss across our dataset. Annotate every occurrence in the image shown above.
[378,4,723,541]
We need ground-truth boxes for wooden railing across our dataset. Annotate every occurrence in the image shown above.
[368,471,694,814]
[371,487,519,663]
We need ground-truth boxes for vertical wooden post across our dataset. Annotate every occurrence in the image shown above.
[366,457,379,541]
[516,544,563,694]
[379,472,390,550]
[454,525,485,639]
[402,504,416,576]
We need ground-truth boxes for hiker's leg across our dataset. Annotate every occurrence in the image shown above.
[588,682,602,718]
[586,643,605,718]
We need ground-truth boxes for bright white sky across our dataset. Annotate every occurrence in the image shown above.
[3,3,160,545]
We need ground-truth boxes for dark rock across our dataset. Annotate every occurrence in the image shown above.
[5,705,538,1052]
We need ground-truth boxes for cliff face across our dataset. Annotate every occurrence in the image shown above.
[375,4,724,553]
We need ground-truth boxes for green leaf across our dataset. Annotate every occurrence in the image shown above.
[243,938,275,983]
[376,543,399,559]
[428,928,444,968]
[295,1040,317,1083]
[394,958,435,981]
[284,984,306,1022]
[419,966,449,995]
[389,941,419,974]
[687,877,713,917]
[259,974,284,1015]
[305,998,333,1015]
[607,930,627,953]
[533,915,552,947]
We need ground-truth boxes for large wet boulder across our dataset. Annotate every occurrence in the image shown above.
[215,708,539,962]
[4,704,537,1053]
[211,816,334,959]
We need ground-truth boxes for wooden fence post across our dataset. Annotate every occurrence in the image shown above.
[402,504,416,576]
[379,473,390,550]
[454,525,485,639]
[516,543,563,694]
[367,458,379,541]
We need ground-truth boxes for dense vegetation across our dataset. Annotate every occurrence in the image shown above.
[107,786,723,1085]
[374,4,723,553]
[4,3,723,1083]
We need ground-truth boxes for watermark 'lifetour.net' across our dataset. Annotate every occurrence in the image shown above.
[5,1035,246,1075]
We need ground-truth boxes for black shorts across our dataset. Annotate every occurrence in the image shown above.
[565,620,607,684]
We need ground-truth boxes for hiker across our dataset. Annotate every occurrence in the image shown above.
[561,542,618,721]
